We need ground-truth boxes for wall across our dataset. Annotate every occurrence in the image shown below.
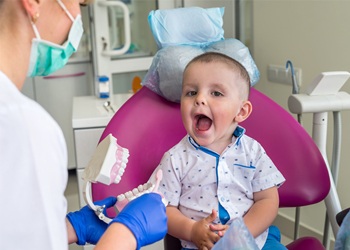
[252,0,350,243]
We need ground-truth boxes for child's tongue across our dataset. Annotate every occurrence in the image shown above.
[197,116,212,131]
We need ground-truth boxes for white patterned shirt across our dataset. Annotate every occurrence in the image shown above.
[154,126,285,249]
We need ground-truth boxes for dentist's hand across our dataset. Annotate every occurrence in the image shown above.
[111,193,168,249]
[66,196,117,245]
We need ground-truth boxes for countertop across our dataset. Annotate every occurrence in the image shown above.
[72,93,133,129]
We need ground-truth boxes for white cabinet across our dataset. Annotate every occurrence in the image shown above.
[74,127,105,207]
[35,62,94,169]
[89,0,159,96]
[74,127,105,170]
[72,94,131,203]
[21,62,94,169]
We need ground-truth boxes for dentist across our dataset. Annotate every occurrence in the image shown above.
[0,0,167,249]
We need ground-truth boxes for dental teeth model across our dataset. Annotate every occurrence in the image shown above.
[115,183,153,212]
[83,134,129,185]
[115,169,167,213]
[82,134,167,223]
[83,134,129,223]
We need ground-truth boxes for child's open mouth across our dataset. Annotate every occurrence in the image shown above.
[195,114,212,131]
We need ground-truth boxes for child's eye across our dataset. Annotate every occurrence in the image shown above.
[186,91,197,97]
[212,91,223,97]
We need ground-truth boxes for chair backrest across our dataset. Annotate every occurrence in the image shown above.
[92,86,330,215]
[241,88,330,207]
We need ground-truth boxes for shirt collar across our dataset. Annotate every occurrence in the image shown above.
[188,125,246,150]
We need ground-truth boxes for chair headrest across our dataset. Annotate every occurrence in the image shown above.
[143,7,260,103]
[148,7,225,49]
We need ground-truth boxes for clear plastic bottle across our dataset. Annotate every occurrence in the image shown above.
[98,75,110,98]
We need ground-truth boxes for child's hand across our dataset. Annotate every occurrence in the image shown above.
[209,223,229,237]
[191,209,221,249]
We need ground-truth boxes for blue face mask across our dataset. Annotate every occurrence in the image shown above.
[27,0,84,77]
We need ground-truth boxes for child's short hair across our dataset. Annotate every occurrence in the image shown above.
[185,52,251,97]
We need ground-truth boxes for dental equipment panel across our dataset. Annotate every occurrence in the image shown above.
[288,71,350,248]
[289,72,350,114]
[82,133,166,224]
[306,71,350,96]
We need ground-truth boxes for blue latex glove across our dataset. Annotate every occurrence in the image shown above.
[111,193,167,249]
[67,196,117,245]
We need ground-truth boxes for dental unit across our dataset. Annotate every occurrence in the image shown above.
[288,71,350,248]
[82,134,166,223]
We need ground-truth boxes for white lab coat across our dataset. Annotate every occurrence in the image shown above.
[0,71,68,250]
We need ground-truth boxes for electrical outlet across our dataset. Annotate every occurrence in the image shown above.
[267,64,302,87]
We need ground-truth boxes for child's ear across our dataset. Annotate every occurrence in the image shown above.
[234,100,252,123]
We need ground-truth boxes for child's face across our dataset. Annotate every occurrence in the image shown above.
[181,61,251,152]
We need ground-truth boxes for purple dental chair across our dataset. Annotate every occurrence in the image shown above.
[92,86,330,250]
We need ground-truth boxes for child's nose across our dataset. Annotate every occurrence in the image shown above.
[195,93,206,106]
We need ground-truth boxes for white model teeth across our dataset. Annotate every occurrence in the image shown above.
[115,176,121,183]
[111,161,127,184]
[132,188,139,197]
[116,182,154,203]
[125,191,133,199]
[118,167,125,175]
[82,134,130,185]
[142,183,149,191]
[115,181,168,213]
[117,194,126,201]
